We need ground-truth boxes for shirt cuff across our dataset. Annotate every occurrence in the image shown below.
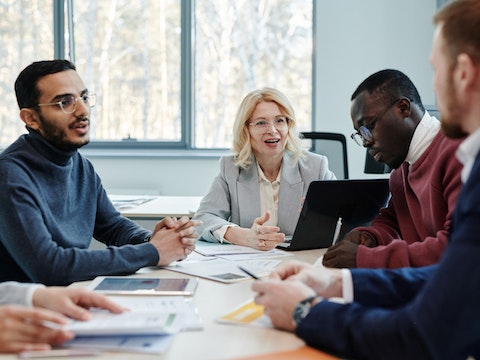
[213,224,238,244]
[341,268,354,303]
[26,284,46,307]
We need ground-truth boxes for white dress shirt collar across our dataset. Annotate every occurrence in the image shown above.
[456,128,480,183]
[405,111,440,165]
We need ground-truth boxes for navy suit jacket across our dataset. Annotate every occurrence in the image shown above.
[297,152,480,359]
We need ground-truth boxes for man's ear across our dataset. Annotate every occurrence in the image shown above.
[455,53,478,93]
[19,108,40,130]
[398,97,411,117]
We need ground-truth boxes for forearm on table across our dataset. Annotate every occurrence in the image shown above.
[224,226,249,245]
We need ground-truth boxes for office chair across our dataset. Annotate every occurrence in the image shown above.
[301,132,349,179]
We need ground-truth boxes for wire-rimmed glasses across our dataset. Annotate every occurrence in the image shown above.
[350,98,403,146]
[248,116,289,133]
[37,93,96,114]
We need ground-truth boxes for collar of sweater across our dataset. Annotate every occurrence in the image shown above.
[26,127,77,166]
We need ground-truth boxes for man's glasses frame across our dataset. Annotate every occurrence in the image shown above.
[350,97,407,146]
[37,93,96,114]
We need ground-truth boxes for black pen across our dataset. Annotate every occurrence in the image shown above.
[238,266,261,280]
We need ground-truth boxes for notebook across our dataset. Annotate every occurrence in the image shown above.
[277,179,390,251]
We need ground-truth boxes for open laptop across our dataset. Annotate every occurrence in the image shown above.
[278,179,390,251]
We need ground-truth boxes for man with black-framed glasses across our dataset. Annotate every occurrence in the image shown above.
[0,60,201,285]
[323,69,464,269]
[252,3,480,357]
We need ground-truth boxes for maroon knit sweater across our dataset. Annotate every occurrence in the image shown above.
[356,131,464,268]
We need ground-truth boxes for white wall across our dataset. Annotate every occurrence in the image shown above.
[315,0,438,179]
[82,152,222,196]
[85,0,438,196]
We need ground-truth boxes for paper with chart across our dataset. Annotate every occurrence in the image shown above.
[65,295,203,335]
[65,310,184,335]
[108,295,203,330]
[164,257,281,283]
[63,295,202,354]
[164,255,281,283]
[159,242,285,282]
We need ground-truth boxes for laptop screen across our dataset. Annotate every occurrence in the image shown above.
[280,179,390,251]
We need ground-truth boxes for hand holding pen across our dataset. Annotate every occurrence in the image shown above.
[331,217,342,246]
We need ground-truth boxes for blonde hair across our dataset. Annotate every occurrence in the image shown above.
[232,87,304,169]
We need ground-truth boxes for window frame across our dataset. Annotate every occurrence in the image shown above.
[53,0,315,151]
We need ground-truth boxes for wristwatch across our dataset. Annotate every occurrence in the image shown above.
[292,295,318,327]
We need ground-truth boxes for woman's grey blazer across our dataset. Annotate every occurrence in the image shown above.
[193,151,336,242]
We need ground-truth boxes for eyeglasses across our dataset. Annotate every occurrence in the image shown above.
[350,98,402,146]
[248,116,289,133]
[37,93,96,114]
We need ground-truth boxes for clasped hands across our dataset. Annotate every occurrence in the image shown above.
[252,260,343,331]
[150,216,202,265]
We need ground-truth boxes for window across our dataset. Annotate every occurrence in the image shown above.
[0,0,313,149]
[72,0,182,146]
[194,0,313,148]
[0,0,53,146]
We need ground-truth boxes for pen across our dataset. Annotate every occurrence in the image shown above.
[332,217,343,245]
[238,266,261,280]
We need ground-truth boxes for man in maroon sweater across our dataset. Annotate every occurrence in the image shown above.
[323,69,464,268]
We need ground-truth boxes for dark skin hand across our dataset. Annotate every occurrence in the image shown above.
[322,230,376,268]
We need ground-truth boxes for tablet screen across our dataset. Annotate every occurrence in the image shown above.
[89,277,197,295]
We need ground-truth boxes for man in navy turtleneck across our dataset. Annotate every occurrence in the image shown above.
[0,60,200,286]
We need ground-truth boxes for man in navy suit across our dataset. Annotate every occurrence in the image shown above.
[252,0,480,358]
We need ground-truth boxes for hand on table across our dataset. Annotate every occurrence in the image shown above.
[246,211,285,250]
[252,279,317,331]
[269,260,343,298]
[322,230,375,268]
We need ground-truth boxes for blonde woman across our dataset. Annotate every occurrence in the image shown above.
[194,87,336,250]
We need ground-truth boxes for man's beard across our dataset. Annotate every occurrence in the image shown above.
[439,71,468,139]
[38,113,90,151]
[441,120,466,139]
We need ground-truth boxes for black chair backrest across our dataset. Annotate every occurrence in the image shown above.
[301,132,349,179]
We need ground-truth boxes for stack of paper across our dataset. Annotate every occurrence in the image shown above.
[66,311,184,335]
[159,242,291,283]
[195,242,291,261]
[63,295,202,354]
[108,194,155,210]
[165,257,281,283]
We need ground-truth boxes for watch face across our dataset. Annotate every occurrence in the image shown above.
[293,300,311,326]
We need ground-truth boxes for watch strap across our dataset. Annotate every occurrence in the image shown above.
[292,295,317,326]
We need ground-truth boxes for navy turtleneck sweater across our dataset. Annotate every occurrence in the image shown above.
[0,129,159,285]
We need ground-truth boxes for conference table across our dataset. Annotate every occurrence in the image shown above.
[0,248,339,360]
[110,195,203,219]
